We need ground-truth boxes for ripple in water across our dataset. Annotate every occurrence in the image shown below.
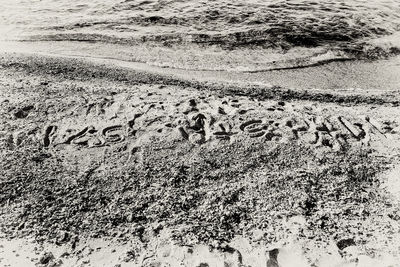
[1,0,400,71]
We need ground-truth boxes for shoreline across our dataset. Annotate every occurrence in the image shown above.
[1,40,400,92]
[1,52,399,106]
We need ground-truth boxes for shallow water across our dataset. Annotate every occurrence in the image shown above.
[2,40,400,92]
[1,0,400,71]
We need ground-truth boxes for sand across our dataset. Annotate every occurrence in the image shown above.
[1,52,400,267]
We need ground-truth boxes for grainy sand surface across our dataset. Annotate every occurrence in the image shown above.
[0,52,399,266]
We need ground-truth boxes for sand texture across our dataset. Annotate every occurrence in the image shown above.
[0,54,400,266]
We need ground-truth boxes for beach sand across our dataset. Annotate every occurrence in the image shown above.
[1,52,400,266]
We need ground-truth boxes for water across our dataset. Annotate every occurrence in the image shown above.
[1,0,400,71]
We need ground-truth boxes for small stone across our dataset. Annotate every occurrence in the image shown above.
[189,99,197,107]
[337,238,356,250]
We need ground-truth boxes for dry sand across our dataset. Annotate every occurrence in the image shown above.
[1,53,400,266]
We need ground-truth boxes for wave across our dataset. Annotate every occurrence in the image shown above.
[17,31,400,71]
[3,0,400,47]
[2,0,400,72]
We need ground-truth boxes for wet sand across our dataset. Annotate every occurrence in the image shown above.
[2,41,400,93]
